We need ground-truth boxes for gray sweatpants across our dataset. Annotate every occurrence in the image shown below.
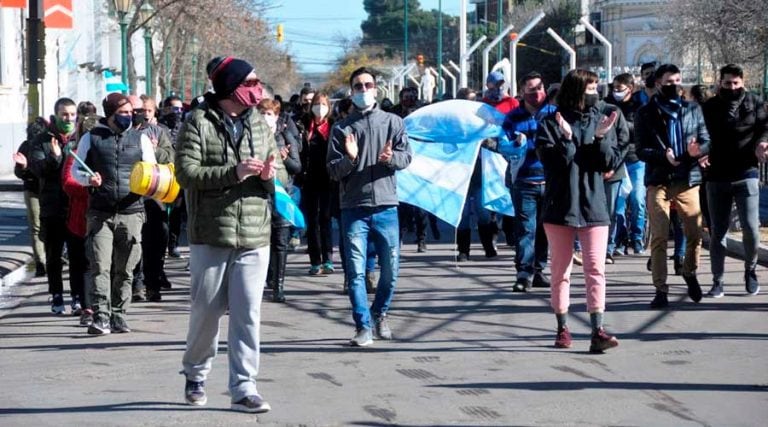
[181,244,269,402]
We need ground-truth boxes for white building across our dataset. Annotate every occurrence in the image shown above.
[0,1,151,175]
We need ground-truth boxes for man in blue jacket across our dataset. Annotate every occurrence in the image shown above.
[636,64,711,309]
[327,67,412,347]
[502,72,557,291]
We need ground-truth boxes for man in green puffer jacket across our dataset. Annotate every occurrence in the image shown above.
[175,56,286,414]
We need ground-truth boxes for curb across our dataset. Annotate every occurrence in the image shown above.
[702,233,768,267]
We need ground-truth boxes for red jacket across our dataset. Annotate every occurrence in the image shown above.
[61,154,89,238]
[483,96,520,115]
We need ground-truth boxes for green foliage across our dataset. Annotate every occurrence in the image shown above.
[360,0,459,67]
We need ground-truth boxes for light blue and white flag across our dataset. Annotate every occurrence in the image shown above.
[274,179,305,229]
[481,149,515,216]
[399,100,521,227]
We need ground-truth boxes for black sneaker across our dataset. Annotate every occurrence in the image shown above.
[70,296,83,316]
[374,314,393,340]
[683,273,702,303]
[147,289,162,302]
[512,278,530,293]
[417,241,427,253]
[51,294,65,315]
[745,270,760,296]
[87,317,111,335]
[132,288,147,303]
[159,273,172,289]
[707,281,725,298]
[111,316,131,333]
[650,291,669,309]
[168,246,181,258]
[605,254,615,265]
[532,272,550,288]
[456,252,469,262]
[184,380,207,406]
[231,394,271,413]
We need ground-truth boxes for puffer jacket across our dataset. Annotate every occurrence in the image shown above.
[636,96,711,187]
[535,106,622,227]
[175,94,287,249]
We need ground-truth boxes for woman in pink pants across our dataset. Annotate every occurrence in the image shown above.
[535,69,623,353]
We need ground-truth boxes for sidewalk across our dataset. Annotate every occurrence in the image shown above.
[0,242,766,426]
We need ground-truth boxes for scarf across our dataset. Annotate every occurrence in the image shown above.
[656,98,684,158]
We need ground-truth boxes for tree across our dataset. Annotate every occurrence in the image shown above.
[662,0,768,86]
[124,0,299,99]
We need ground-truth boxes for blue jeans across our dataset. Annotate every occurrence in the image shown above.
[341,206,400,330]
[707,178,760,281]
[625,161,647,244]
[604,179,621,255]
[512,182,548,279]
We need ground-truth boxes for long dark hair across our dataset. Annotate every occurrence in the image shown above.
[556,69,598,111]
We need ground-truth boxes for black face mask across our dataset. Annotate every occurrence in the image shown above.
[720,87,744,101]
[583,93,599,109]
[659,84,680,99]
[644,74,656,89]
[113,114,132,133]
[164,112,182,126]
[132,112,147,127]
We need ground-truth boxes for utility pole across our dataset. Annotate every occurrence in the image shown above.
[496,0,502,62]
[437,0,443,98]
[26,0,45,123]
[404,0,409,66]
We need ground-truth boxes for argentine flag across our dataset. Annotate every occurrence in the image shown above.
[274,179,305,229]
[399,100,522,227]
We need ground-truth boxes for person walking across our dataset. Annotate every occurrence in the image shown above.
[327,67,412,347]
[702,64,768,297]
[636,64,711,309]
[176,56,285,413]
[70,93,157,334]
[535,69,622,353]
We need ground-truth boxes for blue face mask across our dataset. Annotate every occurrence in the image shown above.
[113,114,132,132]
[352,92,376,109]
[486,87,503,102]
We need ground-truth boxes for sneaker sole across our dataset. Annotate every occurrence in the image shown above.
[589,340,619,354]
[185,395,207,406]
[350,339,373,347]
[746,286,760,296]
[230,402,271,413]
[707,292,725,298]
[554,342,572,349]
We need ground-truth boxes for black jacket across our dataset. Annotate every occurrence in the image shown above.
[605,96,642,163]
[14,139,40,194]
[535,106,622,227]
[85,123,144,214]
[27,118,77,219]
[636,96,711,187]
[702,92,768,182]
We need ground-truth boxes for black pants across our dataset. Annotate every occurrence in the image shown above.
[398,203,427,242]
[41,216,66,296]
[142,200,169,292]
[268,225,291,287]
[303,188,333,266]
[66,230,87,302]
[168,192,186,252]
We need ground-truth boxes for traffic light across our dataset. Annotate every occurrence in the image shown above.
[27,18,46,82]
[276,24,284,43]
[509,32,518,42]
[417,54,424,65]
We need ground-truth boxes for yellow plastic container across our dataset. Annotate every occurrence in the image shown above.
[129,162,180,203]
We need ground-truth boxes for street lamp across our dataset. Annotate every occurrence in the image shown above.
[114,0,132,94]
[190,37,199,99]
[138,2,154,96]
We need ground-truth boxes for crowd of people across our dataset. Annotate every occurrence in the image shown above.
[11,57,767,413]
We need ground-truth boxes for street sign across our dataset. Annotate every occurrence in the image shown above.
[44,0,72,29]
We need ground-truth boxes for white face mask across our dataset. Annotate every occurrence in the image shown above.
[311,104,329,118]
[352,91,376,109]
[261,113,278,132]
[612,90,629,102]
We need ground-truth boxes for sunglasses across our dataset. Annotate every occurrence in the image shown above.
[353,82,376,91]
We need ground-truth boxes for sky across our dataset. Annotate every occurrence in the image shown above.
[264,0,468,75]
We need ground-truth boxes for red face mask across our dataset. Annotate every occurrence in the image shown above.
[231,80,263,107]
[524,91,546,108]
